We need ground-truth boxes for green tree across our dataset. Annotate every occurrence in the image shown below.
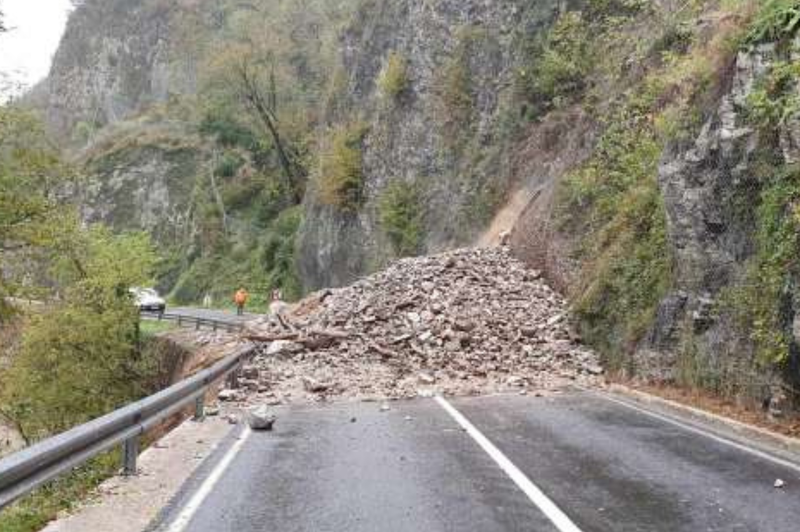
[211,45,307,204]
[379,180,425,257]
[0,227,158,441]
[517,12,592,118]
[0,108,72,322]
[318,122,369,211]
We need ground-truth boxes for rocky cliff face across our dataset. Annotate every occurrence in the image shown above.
[34,0,799,399]
[640,36,800,388]
[42,0,574,292]
[77,124,205,244]
[45,0,214,143]
[504,2,800,400]
[298,0,568,289]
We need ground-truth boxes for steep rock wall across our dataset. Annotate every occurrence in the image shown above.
[639,37,800,388]
[298,0,571,290]
[77,124,205,245]
[45,0,214,143]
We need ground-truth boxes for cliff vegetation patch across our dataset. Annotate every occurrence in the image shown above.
[377,51,410,102]
[554,0,736,372]
[378,179,426,257]
[318,122,370,212]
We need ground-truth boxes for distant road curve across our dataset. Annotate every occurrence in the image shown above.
[141,307,264,331]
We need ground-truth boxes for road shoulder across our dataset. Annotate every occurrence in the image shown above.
[605,384,800,461]
[40,416,235,532]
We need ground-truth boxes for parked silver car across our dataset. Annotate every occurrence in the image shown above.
[130,288,166,313]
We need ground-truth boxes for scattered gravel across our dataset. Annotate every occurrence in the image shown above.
[233,247,602,406]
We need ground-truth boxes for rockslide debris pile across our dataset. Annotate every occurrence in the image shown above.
[232,247,602,405]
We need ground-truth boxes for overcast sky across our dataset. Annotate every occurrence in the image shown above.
[0,0,73,93]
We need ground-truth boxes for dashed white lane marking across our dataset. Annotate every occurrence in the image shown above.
[434,396,584,532]
[597,393,800,475]
[165,427,253,532]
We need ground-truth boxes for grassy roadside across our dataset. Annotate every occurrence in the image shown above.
[0,452,120,532]
[0,321,178,532]
[140,319,178,337]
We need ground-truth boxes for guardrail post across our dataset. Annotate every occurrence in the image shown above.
[227,364,241,389]
[195,319,201,331]
[213,321,218,332]
[194,395,205,421]
[123,437,139,476]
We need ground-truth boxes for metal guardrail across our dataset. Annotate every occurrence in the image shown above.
[140,311,246,333]
[0,345,257,510]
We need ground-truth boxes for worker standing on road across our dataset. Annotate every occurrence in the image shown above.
[234,287,249,316]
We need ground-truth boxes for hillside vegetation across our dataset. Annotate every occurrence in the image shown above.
[0,101,170,529]
[11,0,800,411]
[2,1,800,527]
[514,0,800,400]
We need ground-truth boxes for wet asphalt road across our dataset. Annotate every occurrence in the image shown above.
[149,392,800,532]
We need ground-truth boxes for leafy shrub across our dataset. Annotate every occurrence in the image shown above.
[215,152,244,178]
[169,254,234,305]
[586,0,648,18]
[558,49,709,367]
[378,180,425,257]
[440,57,473,123]
[729,163,800,365]
[437,27,488,128]
[169,206,303,306]
[746,61,800,129]
[463,176,506,231]
[260,206,303,300]
[746,0,800,45]
[318,122,369,212]
[377,52,409,101]
[560,16,744,372]
[200,113,259,150]
[222,177,264,211]
[571,179,671,368]
[71,121,97,146]
[650,22,695,57]
[255,176,295,226]
[516,12,592,119]
[0,452,120,532]
[0,228,159,440]
[564,113,670,366]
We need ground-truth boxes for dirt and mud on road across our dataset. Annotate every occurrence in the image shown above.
[226,247,602,406]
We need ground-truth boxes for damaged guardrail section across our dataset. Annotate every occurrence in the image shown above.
[0,345,256,510]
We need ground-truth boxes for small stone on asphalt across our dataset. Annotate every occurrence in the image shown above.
[247,406,277,431]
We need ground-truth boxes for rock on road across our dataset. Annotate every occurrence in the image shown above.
[149,391,800,532]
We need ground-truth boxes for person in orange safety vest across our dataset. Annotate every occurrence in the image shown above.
[234,287,249,316]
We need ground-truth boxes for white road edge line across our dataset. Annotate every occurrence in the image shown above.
[434,396,583,532]
[596,392,800,475]
[165,426,253,532]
